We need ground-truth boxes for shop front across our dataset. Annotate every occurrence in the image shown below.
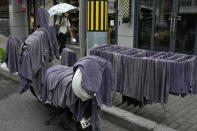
[26,0,45,34]
[108,0,118,44]
[135,0,197,55]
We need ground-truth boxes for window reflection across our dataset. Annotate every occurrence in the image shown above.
[138,0,153,49]
[176,0,197,54]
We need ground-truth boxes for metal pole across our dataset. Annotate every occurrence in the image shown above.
[194,22,197,55]
[133,0,139,48]
[86,0,108,55]
[79,0,87,57]
[150,0,157,50]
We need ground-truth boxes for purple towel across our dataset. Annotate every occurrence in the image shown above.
[19,27,54,95]
[73,56,115,107]
[36,8,59,58]
[19,49,32,94]
[61,48,77,67]
[36,8,49,29]
[5,35,21,73]
[42,65,90,121]
[91,44,197,104]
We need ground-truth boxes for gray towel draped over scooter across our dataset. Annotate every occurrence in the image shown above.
[61,48,77,66]
[42,56,115,131]
[17,7,115,131]
[19,27,54,94]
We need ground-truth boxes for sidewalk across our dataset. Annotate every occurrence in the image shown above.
[112,92,197,131]
[0,74,129,131]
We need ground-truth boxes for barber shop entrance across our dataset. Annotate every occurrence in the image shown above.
[53,0,118,46]
[135,0,197,55]
[26,0,45,34]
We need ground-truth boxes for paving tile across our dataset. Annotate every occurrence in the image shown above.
[191,124,197,129]
[178,122,193,131]
[168,122,181,129]
[175,118,187,124]
[176,127,186,131]
[112,92,197,130]
[186,128,197,131]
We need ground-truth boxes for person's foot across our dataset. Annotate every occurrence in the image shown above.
[56,56,60,59]
[1,62,7,68]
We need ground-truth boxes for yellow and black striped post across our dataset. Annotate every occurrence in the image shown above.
[86,0,108,31]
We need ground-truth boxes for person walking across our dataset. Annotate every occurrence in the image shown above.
[55,13,73,54]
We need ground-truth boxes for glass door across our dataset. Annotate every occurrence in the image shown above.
[27,0,36,34]
[137,0,180,52]
[138,0,154,50]
[153,0,173,51]
[175,0,197,54]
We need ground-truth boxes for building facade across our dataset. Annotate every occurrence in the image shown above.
[0,0,10,37]
[3,0,197,55]
[134,0,197,55]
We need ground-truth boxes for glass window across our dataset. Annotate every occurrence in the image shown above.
[138,0,154,50]
[0,0,10,37]
[175,2,197,54]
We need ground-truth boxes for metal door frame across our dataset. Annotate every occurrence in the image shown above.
[194,22,197,55]
[169,0,179,52]
[133,0,139,48]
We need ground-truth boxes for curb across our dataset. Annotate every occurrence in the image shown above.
[101,105,177,131]
[0,67,177,131]
[0,67,19,82]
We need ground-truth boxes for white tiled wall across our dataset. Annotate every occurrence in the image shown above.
[117,0,135,47]
[9,0,28,41]
[45,0,54,25]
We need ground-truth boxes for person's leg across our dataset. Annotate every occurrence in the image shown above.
[64,31,69,48]
[59,33,66,54]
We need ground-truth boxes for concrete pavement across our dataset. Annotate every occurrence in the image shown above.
[112,92,197,131]
[0,74,129,131]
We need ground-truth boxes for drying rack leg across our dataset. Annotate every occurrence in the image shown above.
[141,102,149,119]
[162,104,167,113]
[112,90,117,102]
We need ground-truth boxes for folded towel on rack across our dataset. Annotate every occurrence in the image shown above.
[61,48,77,67]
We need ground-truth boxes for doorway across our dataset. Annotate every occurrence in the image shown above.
[26,0,45,34]
[175,0,197,54]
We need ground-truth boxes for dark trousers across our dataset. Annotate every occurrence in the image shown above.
[58,32,68,55]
